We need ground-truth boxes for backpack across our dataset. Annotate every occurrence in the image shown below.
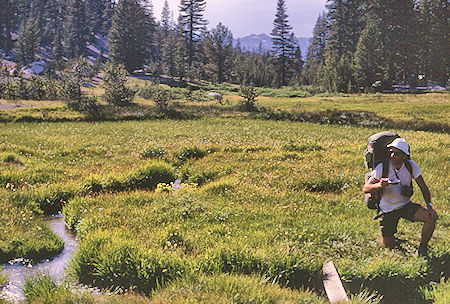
[363,131,413,211]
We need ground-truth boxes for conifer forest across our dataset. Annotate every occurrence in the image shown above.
[0,0,448,91]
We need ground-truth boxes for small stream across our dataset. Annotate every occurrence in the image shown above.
[0,215,78,303]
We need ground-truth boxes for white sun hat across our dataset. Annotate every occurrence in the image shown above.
[387,138,410,156]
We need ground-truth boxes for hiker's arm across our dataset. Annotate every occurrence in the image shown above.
[363,176,389,193]
[415,175,438,220]
[415,175,431,206]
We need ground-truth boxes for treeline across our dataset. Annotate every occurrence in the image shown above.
[0,0,448,92]
[303,0,448,92]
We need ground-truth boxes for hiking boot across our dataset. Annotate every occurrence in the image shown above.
[415,246,429,258]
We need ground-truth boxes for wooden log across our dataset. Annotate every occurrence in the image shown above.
[323,261,349,303]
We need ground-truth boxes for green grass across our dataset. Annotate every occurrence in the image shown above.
[22,273,93,304]
[2,90,449,132]
[0,94,449,302]
[0,193,64,263]
[0,266,7,286]
[419,279,450,304]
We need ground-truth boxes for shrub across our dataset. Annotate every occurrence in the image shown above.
[103,63,136,106]
[239,84,259,111]
[139,83,174,112]
[138,83,160,100]
[27,76,46,100]
[60,61,100,117]
[153,87,173,112]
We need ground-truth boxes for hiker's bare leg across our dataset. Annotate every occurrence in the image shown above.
[413,207,437,249]
[381,235,395,248]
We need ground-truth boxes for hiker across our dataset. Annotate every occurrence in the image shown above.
[363,138,438,256]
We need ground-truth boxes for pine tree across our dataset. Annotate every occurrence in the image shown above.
[427,0,448,85]
[0,0,16,51]
[162,29,177,78]
[354,12,387,90]
[417,0,433,84]
[204,23,234,83]
[14,16,40,66]
[64,0,90,58]
[303,12,328,85]
[178,0,208,68]
[103,62,136,105]
[108,0,149,73]
[42,0,63,46]
[174,31,188,80]
[86,0,108,37]
[140,0,157,68]
[102,0,116,34]
[161,0,171,33]
[291,43,304,84]
[389,0,419,86]
[322,0,365,92]
[270,0,296,87]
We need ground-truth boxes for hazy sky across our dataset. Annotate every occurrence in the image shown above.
[151,0,328,38]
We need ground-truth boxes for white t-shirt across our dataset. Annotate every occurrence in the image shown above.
[371,160,422,213]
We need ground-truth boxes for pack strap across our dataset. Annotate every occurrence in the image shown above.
[404,160,413,187]
[374,160,414,220]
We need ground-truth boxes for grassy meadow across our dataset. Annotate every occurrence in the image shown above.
[0,88,449,303]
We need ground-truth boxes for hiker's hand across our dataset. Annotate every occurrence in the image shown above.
[379,178,389,189]
[426,205,438,221]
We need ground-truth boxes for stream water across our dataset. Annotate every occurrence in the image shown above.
[0,215,78,303]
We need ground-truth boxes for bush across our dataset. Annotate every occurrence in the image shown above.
[27,76,46,100]
[103,63,136,106]
[153,87,173,112]
[239,84,259,111]
[60,61,100,117]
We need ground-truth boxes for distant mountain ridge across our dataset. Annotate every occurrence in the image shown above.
[234,33,311,59]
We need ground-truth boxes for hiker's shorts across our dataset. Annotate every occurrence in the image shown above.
[379,202,422,237]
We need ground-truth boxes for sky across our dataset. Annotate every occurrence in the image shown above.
[151,0,328,38]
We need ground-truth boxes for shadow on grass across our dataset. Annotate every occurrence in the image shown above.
[1,102,448,133]
[256,109,450,133]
